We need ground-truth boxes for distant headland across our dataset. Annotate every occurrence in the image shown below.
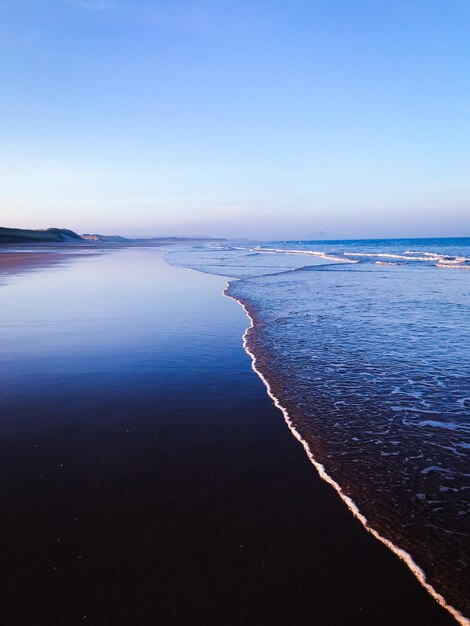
[0,226,227,245]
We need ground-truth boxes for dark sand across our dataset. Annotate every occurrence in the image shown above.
[0,248,456,625]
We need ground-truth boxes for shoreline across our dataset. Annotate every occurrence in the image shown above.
[1,247,463,625]
[224,283,469,626]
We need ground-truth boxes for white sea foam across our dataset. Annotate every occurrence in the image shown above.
[437,257,467,265]
[405,250,444,258]
[406,250,470,262]
[342,250,470,268]
[255,247,358,264]
[224,284,470,626]
[436,262,470,270]
[346,252,436,261]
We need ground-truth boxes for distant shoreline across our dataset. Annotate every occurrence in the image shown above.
[0,225,228,245]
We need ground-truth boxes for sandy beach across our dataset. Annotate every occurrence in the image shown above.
[0,246,456,625]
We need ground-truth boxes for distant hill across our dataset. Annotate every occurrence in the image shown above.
[0,227,227,245]
[82,233,129,242]
[0,227,83,244]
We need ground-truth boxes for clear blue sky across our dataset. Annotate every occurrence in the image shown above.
[1,0,469,239]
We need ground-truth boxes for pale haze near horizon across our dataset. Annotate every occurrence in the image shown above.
[1,0,469,240]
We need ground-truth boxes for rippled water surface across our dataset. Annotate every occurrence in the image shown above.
[167,237,470,619]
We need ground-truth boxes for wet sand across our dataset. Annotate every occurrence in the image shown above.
[0,247,456,625]
[0,251,94,277]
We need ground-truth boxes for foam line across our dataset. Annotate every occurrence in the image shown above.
[224,283,469,626]
[255,246,358,264]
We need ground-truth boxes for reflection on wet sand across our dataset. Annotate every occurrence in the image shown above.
[0,250,99,279]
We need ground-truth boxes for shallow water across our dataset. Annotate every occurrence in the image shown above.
[167,237,470,620]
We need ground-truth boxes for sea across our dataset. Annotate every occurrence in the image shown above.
[166,237,470,622]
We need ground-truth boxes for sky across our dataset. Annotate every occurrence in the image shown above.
[0,0,469,239]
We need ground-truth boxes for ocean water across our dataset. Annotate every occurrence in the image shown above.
[166,237,470,622]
